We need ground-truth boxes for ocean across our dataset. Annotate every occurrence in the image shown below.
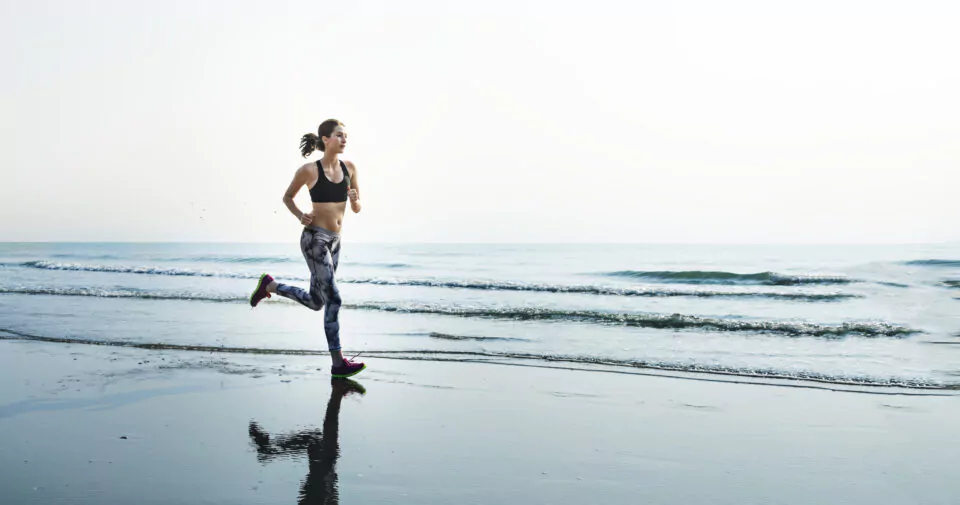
[1,241,958,392]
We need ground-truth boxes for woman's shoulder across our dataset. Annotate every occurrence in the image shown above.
[297,161,319,173]
[342,159,357,174]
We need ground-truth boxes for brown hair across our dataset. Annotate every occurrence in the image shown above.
[299,119,345,157]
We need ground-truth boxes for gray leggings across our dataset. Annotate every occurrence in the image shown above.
[275,226,343,351]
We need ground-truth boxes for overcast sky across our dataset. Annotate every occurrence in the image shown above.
[3,0,958,243]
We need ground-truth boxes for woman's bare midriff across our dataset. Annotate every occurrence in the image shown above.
[310,201,348,233]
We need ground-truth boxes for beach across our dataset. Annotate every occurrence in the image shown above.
[7,1,960,502]
[2,337,958,505]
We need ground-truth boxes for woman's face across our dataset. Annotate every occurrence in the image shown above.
[323,126,348,154]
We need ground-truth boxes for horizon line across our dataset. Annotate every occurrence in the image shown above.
[2,240,959,247]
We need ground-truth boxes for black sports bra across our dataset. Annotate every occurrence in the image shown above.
[309,160,350,203]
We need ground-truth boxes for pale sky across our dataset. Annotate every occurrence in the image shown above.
[3,0,958,243]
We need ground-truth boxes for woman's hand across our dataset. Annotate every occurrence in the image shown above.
[348,189,359,203]
[300,212,314,225]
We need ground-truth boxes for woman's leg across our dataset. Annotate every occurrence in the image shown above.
[273,229,324,311]
[280,228,344,362]
[314,235,343,359]
[268,228,358,373]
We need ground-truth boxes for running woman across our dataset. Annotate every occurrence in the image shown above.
[249,119,365,378]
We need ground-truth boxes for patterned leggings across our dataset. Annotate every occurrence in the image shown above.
[275,226,343,351]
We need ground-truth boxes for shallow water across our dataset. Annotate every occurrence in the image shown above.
[1,242,959,389]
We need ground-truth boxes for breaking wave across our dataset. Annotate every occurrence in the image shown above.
[350,302,917,338]
[339,278,856,301]
[597,270,855,285]
[903,259,960,267]
[5,262,855,301]
[0,287,915,338]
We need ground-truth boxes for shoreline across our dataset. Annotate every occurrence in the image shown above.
[1,329,954,395]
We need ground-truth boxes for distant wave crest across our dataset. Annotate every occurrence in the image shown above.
[904,259,960,267]
[598,270,854,285]
[16,260,270,279]
[46,253,296,264]
[0,286,244,303]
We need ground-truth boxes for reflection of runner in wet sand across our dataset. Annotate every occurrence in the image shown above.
[248,378,366,504]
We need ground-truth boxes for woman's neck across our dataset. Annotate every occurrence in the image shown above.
[321,152,339,168]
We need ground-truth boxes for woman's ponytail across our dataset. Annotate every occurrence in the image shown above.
[299,133,320,157]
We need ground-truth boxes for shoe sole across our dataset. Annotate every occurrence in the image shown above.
[250,273,270,307]
[331,364,366,378]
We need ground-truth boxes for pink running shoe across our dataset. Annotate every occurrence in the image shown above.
[249,273,274,307]
[331,357,366,378]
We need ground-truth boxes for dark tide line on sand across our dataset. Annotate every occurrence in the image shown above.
[0,330,953,394]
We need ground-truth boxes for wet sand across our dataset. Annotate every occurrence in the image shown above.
[1,338,959,505]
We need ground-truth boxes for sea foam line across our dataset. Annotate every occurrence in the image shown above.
[0,330,951,392]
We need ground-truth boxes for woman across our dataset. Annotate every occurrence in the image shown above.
[249,119,365,378]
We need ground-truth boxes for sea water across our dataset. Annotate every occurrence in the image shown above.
[1,242,958,391]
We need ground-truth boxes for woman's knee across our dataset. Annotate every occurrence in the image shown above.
[324,289,342,307]
[324,298,342,320]
[325,299,341,314]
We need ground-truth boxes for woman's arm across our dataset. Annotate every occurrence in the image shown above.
[282,164,315,225]
[346,161,362,213]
